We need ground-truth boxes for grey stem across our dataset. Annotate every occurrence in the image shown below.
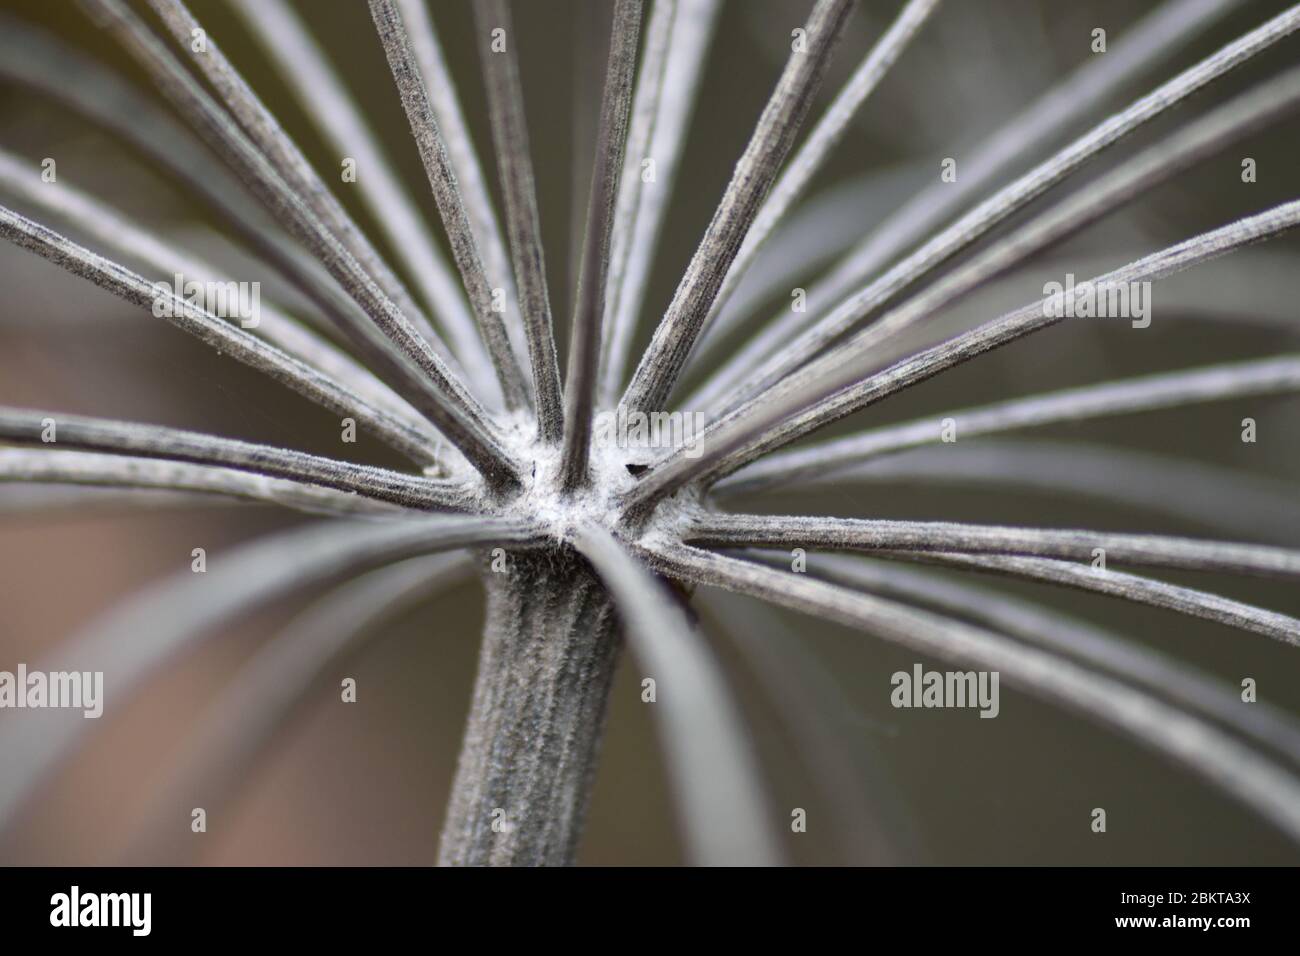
[369,0,530,412]
[559,0,645,491]
[475,0,566,442]
[437,550,622,866]
[621,0,857,415]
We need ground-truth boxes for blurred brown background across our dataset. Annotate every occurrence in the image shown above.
[1,0,1298,864]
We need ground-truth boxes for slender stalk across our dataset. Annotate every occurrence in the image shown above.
[144,0,450,367]
[732,439,1300,545]
[722,354,1300,494]
[120,553,472,863]
[704,0,941,338]
[686,512,1300,581]
[78,0,520,483]
[0,149,437,445]
[694,48,1300,414]
[795,552,1300,765]
[559,0,645,490]
[0,205,454,468]
[0,13,342,329]
[575,525,782,865]
[641,543,1300,844]
[475,0,565,442]
[0,449,403,517]
[598,0,679,401]
[689,0,1247,377]
[369,0,529,411]
[0,516,539,837]
[881,550,1300,646]
[599,0,721,405]
[0,408,476,511]
[394,0,522,367]
[625,201,1300,512]
[621,0,857,414]
[226,0,496,396]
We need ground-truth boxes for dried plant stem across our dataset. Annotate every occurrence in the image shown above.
[744,440,1300,545]
[0,150,436,445]
[627,201,1300,510]
[688,513,1300,581]
[712,65,1300,411]
[723,354,1300,494]
[393,0,521,364]
[475,0,565,442]
[598,0,679,400]
[642,544,1300,844]
[817,0,1240,305]
[693,33,1300,413]
[0,408,476,511]
[0,449,403,518]
[142,0,448,364]
[599,0,721,404]
[226,0,496,394]
[0,14,342,325]
[704,0,941,339]
[781,552,1300,764]
[78,0,519,483]
[0,205,454,468]
[884,550,1300,646]
[576,525,781,865]
[559,0,645,490]
[438,550,622,866]
[369,0,529,412]
[621,0,857,414]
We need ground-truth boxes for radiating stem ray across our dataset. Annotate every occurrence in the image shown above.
[599,0,721,406]
[77,0,520,484]
[0,148,438,449]
[575,525,782,865]
[0,516,540,838]
[693,47,1300,415]
[759,551,1300,765]
[722,355,1300,494]
[0,205,458,469]
[144,0,451,369]
[687,512,1300,582]
[559,0,645,490]
[0,13,343,330]
[394,0,523,368]
[0,407,476,511]
[723,439,1300,546]
[621,0,857,415]
[703,0,941,343]
[873,549,1300,646]
[226,0,498,396]
[689,0,1249,381]
[0,449,404,517]
[639,543,1300,844]
[369,0,530,412]
[475,0,565,442]
[625,201,1300,512]
[118,553,472,864]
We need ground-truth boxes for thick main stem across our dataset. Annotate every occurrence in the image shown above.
[438,550,622,865]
